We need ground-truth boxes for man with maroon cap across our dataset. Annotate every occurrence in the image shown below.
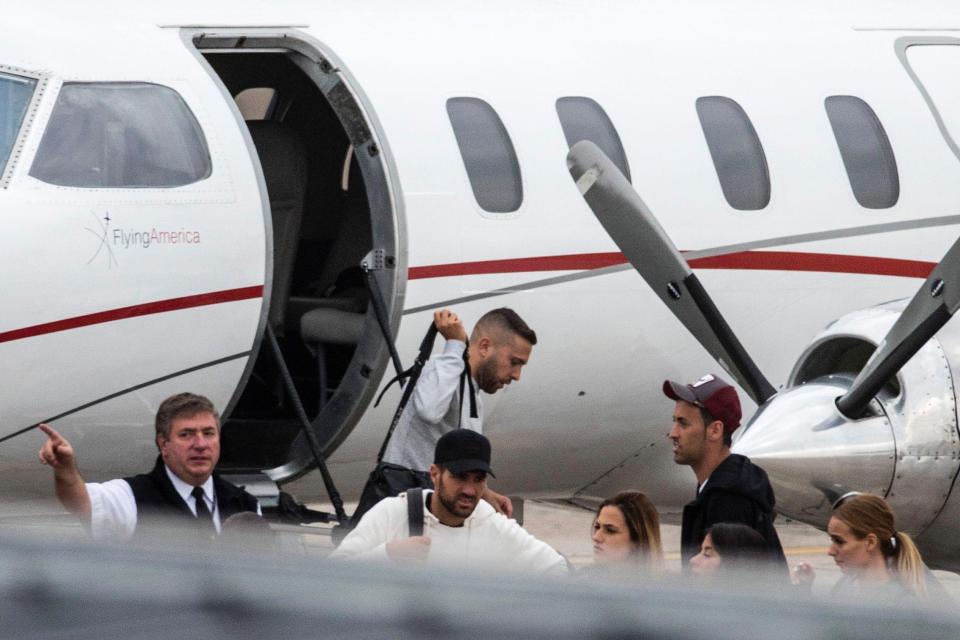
[664,373,786,572]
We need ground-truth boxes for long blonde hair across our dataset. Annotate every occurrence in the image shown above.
[595,491,663,570]
[833,494,926,596]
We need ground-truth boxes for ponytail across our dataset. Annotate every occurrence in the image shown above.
[893,531,926,597]
[833,494,930,598]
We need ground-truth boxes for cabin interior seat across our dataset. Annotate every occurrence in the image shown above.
[246,120,308,338]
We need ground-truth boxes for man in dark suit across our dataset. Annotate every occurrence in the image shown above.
[39,392,259,542]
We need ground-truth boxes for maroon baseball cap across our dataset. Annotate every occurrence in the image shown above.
[663,373,742,433]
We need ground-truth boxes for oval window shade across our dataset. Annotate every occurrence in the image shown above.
[696,96,770,211]
[825,95,899,209]
[556,96,631,182]
[446,97,523,213]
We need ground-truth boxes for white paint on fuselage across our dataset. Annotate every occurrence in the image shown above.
[3,1,960,511]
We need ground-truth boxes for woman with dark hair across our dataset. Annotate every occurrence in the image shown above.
[689,522,767,575]
[590,490,663,571]
[827,493,929,598]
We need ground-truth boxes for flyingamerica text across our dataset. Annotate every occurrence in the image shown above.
[113,228,201,249]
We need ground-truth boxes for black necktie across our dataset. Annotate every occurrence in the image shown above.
[192,486,215,533]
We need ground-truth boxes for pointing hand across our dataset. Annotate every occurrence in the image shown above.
[38,424,76,470]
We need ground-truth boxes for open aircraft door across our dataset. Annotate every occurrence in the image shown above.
[186,29,405,488]
[900,39,960,165]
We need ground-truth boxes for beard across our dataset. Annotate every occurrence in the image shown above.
[473,355,502,394]
[437,477,479,519]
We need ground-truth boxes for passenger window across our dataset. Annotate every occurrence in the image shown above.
[0,72,36,177]
[696,96,770,211]
[235,87,277,121]
[556,97,631,182]
[824,96,899,209]
[446,97,523,213]
[30,83,211,188]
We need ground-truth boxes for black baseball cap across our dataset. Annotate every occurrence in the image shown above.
[434,430,495,477]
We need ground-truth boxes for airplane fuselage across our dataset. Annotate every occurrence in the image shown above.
[3,2,960,564]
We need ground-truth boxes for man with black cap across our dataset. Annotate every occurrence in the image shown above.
[664,373,786,571]
[332,430,567,575]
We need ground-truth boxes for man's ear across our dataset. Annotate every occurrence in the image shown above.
[475,335,493,357]
[706,420,725,443]
[429,464,440,486]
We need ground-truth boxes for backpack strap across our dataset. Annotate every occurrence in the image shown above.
[407,487,424,537]
[375,324,440,463]
[457,343,479,428]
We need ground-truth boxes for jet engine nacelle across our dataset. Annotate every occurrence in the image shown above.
[735,300,960,568]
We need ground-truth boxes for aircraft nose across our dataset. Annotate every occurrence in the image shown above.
[733,380,895,530]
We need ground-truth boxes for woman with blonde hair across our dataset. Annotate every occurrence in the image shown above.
[590,490,663,571]
[827,493,929,597]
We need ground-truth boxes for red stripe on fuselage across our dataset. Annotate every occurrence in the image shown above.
[408,252,627,279]
[0,285,264,344]
[1,251,935,345]
[407,250,936,280]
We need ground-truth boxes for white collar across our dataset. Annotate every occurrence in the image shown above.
[164,464,215,506]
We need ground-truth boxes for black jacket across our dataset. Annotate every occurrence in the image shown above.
[124,456,259,540]
[680,454,787,571]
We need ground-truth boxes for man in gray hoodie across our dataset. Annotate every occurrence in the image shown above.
[381,307,537,516]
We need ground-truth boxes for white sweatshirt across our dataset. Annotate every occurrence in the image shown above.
[330,490,568,576]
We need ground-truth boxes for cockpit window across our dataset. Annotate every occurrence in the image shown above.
[0,72,37,177]
[30,82,211,188]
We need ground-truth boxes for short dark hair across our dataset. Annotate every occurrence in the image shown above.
[473,307,537,345]
[155,392,219,441]
[698,406,731,447]
[705,522,767,564]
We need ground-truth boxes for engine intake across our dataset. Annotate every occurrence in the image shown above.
[735,301,960,567]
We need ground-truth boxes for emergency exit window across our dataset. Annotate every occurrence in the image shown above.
[447,97,523,213]
[696,96,771,211]
[0,72,36,177]
[30,82,211,188]
[825,96,899,209]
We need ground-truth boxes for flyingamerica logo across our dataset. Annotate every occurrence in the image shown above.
[86,211,202,268]
[112,227,202,249]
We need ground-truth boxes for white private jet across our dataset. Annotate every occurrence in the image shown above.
[4,1,960,565]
